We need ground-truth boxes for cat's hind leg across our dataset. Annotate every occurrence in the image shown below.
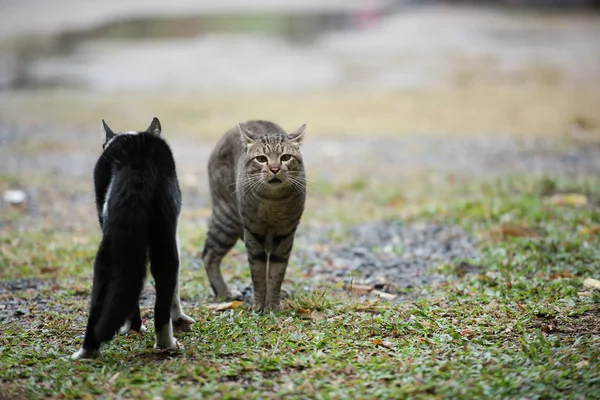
[118,305,146,335]
[202,209,243,301]
[149,220,181,350]
[171,231,195,333]
[72,239,110,360]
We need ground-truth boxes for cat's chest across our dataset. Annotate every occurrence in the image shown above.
[242,197,299,227]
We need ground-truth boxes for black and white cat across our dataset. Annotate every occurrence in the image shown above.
[72,117,194,360]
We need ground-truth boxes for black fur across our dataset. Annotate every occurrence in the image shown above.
[77,118,181,356]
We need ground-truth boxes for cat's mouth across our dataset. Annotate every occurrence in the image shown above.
[268,177,283,184]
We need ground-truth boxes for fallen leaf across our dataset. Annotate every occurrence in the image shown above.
[460,329,472,337]
[310,311,327,321]
[206,301,243,312]
[40,266,58,274]
[516,303,527,311]
[541,323,555,333]
[420,321,434,329]
[549,272,576,280]
[108,372,120,384]
[578,291,593,297]
[482,359,498,367]
[373,290,397,300]
[579,226,599,235]
[583,278,600,290]
[499,225,529,238]
[546,193,588,207]
[348,284,373,295]
[576,360,590,369]
[297,308,311,315]
[381,340,393,349]
[371,339,382,346]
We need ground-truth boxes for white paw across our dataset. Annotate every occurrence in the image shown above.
[154,323,181,350]
[172,313,195,333]
[153,338,181,351]
[71,347,101,360]
[118,321,131,335]
[119,321,146,335]
[229,289,244,301]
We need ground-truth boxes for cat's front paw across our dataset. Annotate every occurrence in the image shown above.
[172,314,195,333]
[154,338,182,351]
[71,347,101,360]
[229,288,244,301]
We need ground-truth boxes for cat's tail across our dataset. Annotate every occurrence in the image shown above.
[94,207,149,343]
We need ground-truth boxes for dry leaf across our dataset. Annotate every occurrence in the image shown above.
[373,290,397,300]
[297,308,311,315]
[541,323,555,333]
[381,340,393,349]
[310,311,327,321]
[206,301,243,312]
[579,226,599,235]
[583,278,600,290]
[40,266,58,274]
[420,321,433,329]
[578,291,593,297]
[549,272,576,280]
[499,225,529,238]
[348,284,373,295]
[108,372,120,384]
[371,339,382,346]
[546,193,588,207]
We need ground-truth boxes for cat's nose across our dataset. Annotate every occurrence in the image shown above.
[270,165,281,174]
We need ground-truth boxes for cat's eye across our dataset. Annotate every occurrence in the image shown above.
[255,155,268,163]
[280,154,292,162]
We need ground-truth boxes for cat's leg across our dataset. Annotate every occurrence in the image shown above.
[149,224,180,350]
[264,230,296,311]
[72,239,110,360]
[171,230,194,333]
[202,211,243,301]
[244,228,268,311]
[119,305,146,335]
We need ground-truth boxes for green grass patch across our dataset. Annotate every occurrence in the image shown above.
[1,175,599,399]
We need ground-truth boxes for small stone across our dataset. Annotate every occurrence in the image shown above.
[14,308,28,316]
[3,189,27,204]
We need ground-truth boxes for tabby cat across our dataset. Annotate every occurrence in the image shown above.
[202,120,307,310]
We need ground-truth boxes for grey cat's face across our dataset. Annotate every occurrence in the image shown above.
[239,124,306,188]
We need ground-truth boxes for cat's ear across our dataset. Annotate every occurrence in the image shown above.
[102,119,116,142]
[238,123,257,147]
[288,124,306,146]
[146,117,162,136]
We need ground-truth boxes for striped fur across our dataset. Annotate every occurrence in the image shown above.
[202,120,306,310]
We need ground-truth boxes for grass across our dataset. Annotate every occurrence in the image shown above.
[1,175,599,399]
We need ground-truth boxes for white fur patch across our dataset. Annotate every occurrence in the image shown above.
[118,320,146,335]
[102,177,114,222]
[154,322,177,349]
[118,320,131,335]
[103,131,139,151]
[71,347,101,360]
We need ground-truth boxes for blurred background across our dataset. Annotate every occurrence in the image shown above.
[0,0,599,232]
